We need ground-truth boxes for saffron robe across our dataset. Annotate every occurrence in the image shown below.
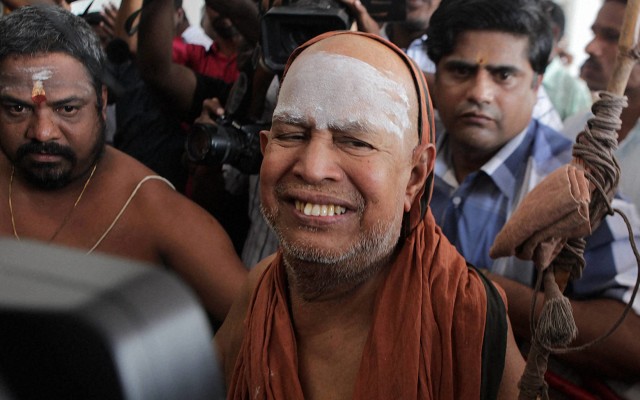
[228,211,507,400]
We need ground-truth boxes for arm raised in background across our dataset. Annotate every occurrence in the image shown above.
[114,0,142,54]
[137,0,198,115]
[204,0,260,45]
[338,0,381,35]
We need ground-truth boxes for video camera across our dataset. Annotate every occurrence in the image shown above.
[261,0,404,73]
[185,0,405,175]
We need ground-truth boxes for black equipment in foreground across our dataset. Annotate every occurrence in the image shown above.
[0,239,225,400]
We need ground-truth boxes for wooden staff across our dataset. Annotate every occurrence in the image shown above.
[554,0,640,291]
[519,1,640,399]
[609,0,640,96]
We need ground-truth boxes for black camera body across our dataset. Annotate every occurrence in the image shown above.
[261,0,352,73]
[186,117,264,175]
[261,0,405,73]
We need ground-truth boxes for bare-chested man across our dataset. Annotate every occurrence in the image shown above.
[215,31,524,400]
[0,5,247,325]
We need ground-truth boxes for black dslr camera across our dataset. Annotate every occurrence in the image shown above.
[186,117,263,175]
[185,0,404,175]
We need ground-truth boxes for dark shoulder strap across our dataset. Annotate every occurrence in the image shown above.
[469,264,508,400]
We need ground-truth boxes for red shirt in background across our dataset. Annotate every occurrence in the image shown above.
[172,37,239,84]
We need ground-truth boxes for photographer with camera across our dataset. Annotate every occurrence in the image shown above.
[133,0,257,253]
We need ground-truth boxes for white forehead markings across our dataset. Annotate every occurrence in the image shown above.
[29,69,53,104]
[0,67,54,88]
[0,65,93,97]
[274,51,411,138]
[0,66,52,78]
[31,69,54,81]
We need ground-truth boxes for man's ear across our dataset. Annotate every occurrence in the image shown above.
[404,142,436,212]
[100,85,108,120]
[532,73,544,90]
[260,130,270,155]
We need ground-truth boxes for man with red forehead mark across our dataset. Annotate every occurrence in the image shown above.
[215,31,524,400]
[0,5,247,327]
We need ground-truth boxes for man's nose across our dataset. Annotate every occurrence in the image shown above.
[26,109,61,142]
[292,134,343,184]
[467,70,496,104]
[585,36,601,58]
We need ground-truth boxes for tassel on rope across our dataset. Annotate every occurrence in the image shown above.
[535,268,578,348]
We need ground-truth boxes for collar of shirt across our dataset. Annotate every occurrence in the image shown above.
[435,123,531,200]
[431,120,572,270]
[618,117,640,157]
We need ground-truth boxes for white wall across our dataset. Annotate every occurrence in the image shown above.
[559,0,602,76]
[182,0,205,26]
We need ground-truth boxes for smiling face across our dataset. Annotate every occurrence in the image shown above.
[259,36,428,298]
[0,53,106,189]
[434,30,540,166]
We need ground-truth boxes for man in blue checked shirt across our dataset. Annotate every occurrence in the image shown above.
[426,0,640,394]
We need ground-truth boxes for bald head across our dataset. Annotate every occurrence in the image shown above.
[274,34,421,151]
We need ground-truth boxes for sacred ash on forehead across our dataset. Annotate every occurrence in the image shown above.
[0,66,54,104]
[31,68,54,81]
[274,51,411,138]
[1,63,93,103]
[31,68,53,104]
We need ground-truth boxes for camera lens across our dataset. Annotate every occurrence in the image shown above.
[186,124,213,162]
[185,121,263,173]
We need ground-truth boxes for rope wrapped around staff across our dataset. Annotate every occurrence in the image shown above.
[553,92,626,288]
[489,0,640,398]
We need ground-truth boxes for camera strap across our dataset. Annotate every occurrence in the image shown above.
[124,7,142,36]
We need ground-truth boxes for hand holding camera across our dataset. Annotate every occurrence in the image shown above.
[186,97,264,175]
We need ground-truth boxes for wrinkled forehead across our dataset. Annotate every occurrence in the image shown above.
[274,50,412,139]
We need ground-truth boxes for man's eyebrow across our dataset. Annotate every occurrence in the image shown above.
[0,94,29,105]
[49,96,89,108]
[0,94,88,107]
[326,119,377,136]
[600,27,621,39]
[442,59,479,71]
[442,59,521,75]
[272,112,310,127]
[485,65,521,75]
[273,112,379,135]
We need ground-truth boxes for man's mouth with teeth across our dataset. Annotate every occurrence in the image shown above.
[295,200,347,216]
